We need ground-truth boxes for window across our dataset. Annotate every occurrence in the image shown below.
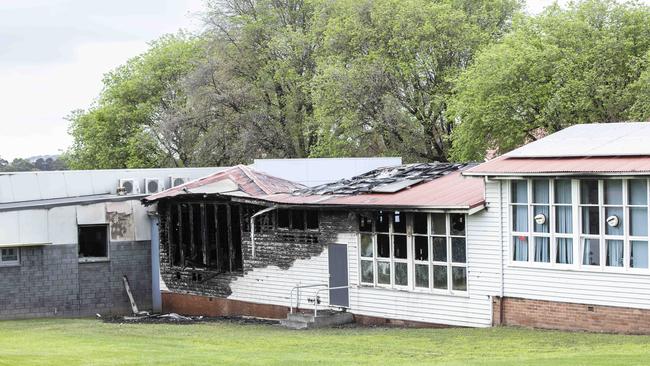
[358,211,467,293]
[78,225,108,260]
[0,247,19,266]
[510,178,650,272]
[277,209,319,231]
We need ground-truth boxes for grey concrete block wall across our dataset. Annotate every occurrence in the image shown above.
[0,241,151,319]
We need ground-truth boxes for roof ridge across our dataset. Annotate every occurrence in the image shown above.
[239,164,273,195]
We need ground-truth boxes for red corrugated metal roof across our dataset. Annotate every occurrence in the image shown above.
[253,171,485,209]
[465,155,650,176]
[143,165,304,202]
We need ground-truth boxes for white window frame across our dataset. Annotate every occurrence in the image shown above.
[358,211,468,296]
[508,177,650,274]
[0,247,20,266]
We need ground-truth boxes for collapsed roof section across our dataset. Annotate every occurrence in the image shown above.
[143,162,486,212]
[142,165,304,204]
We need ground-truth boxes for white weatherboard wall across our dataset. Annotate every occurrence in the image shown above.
[228,209,500,327]
[228,248,331,308]
[492,179,650,309]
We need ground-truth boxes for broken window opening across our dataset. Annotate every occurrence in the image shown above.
[276,209,319,231]
[165,201,243,273]
[78,224,109,259]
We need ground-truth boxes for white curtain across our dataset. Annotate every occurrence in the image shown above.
[556,206,572,234]
[513,205,528,232]
[631,241,649,269]
[534,237,550,262]
[582,239,600,265]
[555,180,572,204]
[606,240,624,267]
[630,207,648,236]
[556,238,573,264]
[513,236,528,261]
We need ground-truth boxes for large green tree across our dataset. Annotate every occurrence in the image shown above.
[66,33,204,169]
[309,0,521,162]
[448,0,650,162]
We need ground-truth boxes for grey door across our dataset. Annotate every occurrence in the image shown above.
[328,243,349,307]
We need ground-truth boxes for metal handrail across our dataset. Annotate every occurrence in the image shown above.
[289,283,327,314]
[314,286,351,317]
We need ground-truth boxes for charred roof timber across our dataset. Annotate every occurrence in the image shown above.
[293,163,473,196]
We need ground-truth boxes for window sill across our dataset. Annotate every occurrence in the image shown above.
[508,262,650,276]
[357,284,469,298]
[79,257,110,263]
[0,263,20,268]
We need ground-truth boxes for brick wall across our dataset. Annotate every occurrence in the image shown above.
[494,296,650,334]
[0,241,151,319]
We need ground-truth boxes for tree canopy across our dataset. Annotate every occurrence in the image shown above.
[448,0,650,161]
[65,0,650,169]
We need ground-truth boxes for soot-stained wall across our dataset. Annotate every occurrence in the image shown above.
[158,200,356,299]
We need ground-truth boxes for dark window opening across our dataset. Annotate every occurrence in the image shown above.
[413,213,428,234]
[306,210,319,230]
[393,235,407,259]
[164,202,243,273]
[291,210,306,230]
[78,224,108,259]
[375,211,390,232]
[277,209,290,229]
[359,213,372,232]
[393,211,406,233]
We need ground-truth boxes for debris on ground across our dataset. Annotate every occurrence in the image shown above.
[101,313,280,325]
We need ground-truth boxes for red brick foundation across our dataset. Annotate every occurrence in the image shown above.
[493,296,650,334]
[162,292,292,319]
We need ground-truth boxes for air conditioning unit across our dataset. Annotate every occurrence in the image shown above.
[118,178,140,195]
[145,178,164,194]
[170,176,188,188]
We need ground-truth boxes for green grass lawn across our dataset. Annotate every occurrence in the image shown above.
[1,319,650,366]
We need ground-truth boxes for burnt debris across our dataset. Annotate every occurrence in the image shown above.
[293,162,472,196]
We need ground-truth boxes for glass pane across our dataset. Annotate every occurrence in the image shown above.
[534,237,550,263]
[431,214,446,235]
[555,206,572,234]
[604,180,623,205]
[359,213,372,232]
[451,238,466,263]
[629,179,648,205]
[533,205,549,233]
[511,180,528,203]
[606,240,624,267]
[413,213,428,234]
[392,211,406,233]
[377,261,390,284]
[582,238,600,266]
[414,236,428,261]
[631,241,649,269]
[580,180,599,204]
[450,214,465,236]
[432,237,447,262]
[452,267,467,291]
[556,238,573,264]
[513,236,528,261]
[377,234,390,258]
[630,207,648,236]
[360,234,373,257]
[375,211,390,232]
[1,248,17,262]
[512,205,528,232]
[393,235,407,259]
[581,206,600,235]
[533,180,549,204]
[605,207,624,236]
[555,179,572,204]
[361,260,374,283]
[394,262,408,286]
[433,265,448,289]
[415,264,429,288]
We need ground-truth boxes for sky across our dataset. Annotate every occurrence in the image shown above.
[0,0,589,160]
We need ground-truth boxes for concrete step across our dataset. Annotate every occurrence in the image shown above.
[280,310,354,329]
